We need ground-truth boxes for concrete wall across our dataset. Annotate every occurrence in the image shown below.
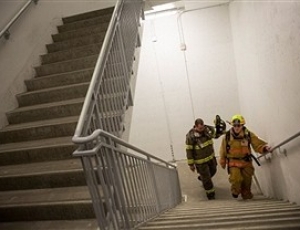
[0,0,116,128]
[129,4,240,161]
[229,1,300,204]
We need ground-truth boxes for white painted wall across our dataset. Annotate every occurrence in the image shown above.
[229,1,300,204]
[0,0,116,128]
[129,4,240,161]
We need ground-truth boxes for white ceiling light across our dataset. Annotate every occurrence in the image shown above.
[152,3,176,11]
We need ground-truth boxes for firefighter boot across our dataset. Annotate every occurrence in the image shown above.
[207,191,215,200]
[241,189,253,200]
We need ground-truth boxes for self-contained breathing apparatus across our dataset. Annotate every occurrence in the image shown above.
[225,127,261,167]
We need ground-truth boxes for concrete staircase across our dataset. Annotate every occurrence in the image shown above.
[138,197,300,229]
[0,6,119,229]
[137,160,300,230]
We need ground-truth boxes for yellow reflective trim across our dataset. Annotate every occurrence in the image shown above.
[194,146,200,150]
[199,139,213,148]
[194,154,214,164]
[187,159,194,164]
[206,188,215,194]
[185,145,194,150]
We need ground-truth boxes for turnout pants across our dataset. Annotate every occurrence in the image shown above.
[196,157,217,198]
[228,165,254,199]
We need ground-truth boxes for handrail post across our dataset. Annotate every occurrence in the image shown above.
[4,31,10,40]
[147,156,161,214]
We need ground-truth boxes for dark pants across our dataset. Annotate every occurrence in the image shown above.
[196,157,217,198]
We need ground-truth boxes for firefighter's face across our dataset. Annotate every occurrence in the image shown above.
[233,124,243,133]
[195,124,205,132]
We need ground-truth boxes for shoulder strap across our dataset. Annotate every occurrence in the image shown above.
[225,128,251,153]
[243,127,251,148]
[225,131,230,153]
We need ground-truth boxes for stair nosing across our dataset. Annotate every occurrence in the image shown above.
[7,98,85,114]
[18,82,90,97]
[57,15,112,33]
[41,43,103,64]
[0,158,83,178]
[52,22,109,42]
[25,67,94,82]
[46,33,105,53]
[0,136,74,153]
[0,186,93,208]
[35,54,98,70]
[0,116,79,132]
[62,7,114,23]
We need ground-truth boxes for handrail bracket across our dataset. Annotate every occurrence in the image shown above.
[4,30,10,40]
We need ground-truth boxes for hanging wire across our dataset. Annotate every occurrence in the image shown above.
[176,2,230,122]
[151,19,176,162]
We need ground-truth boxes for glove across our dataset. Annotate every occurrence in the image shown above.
[263,145,272,153]
[189,165,196,172]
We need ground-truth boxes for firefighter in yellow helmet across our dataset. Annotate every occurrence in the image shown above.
[219,114,271,199]
[186,117,225,200]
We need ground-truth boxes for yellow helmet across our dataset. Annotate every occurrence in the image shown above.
[231,114,245,125]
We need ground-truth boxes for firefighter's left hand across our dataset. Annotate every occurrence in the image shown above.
[189,165,196,172]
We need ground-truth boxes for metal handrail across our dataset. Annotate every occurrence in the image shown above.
[258,131,300,159]
[73,0,123,137]
[72,129,176,168]
[73,129,181,229]
[0,0,38,40]
[69,1,182,228]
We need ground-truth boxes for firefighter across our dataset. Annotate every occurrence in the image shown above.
[186,117,225,200]
[219,114,271,199]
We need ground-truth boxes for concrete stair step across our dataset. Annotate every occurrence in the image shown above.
[139,220,300,230]
[9,86,126,124]
[0,219,98,230]
[35,55,98,77]
[0,136,75,166]
[46,32,105,53]
[7,98,85,124]
[18,81,126,108]
[62,7,114,24]
[138,196,300,230]
[164,201,299,215]
[0,186,96,221]
[0,159,85,191]
[154,207,300,223]
[52,23,109,42]
[0,116,78,144]
[25,68,93,91]
[17,82,89,107]
[58,14,112,33]
[41,43,102,64]
[138,216,300,230]
[0,112,124,144]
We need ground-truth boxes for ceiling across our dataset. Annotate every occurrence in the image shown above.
[143,0,230,14]
[144,0,183,12]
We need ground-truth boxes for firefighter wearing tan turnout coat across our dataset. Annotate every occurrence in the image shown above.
[219,115,271,199]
